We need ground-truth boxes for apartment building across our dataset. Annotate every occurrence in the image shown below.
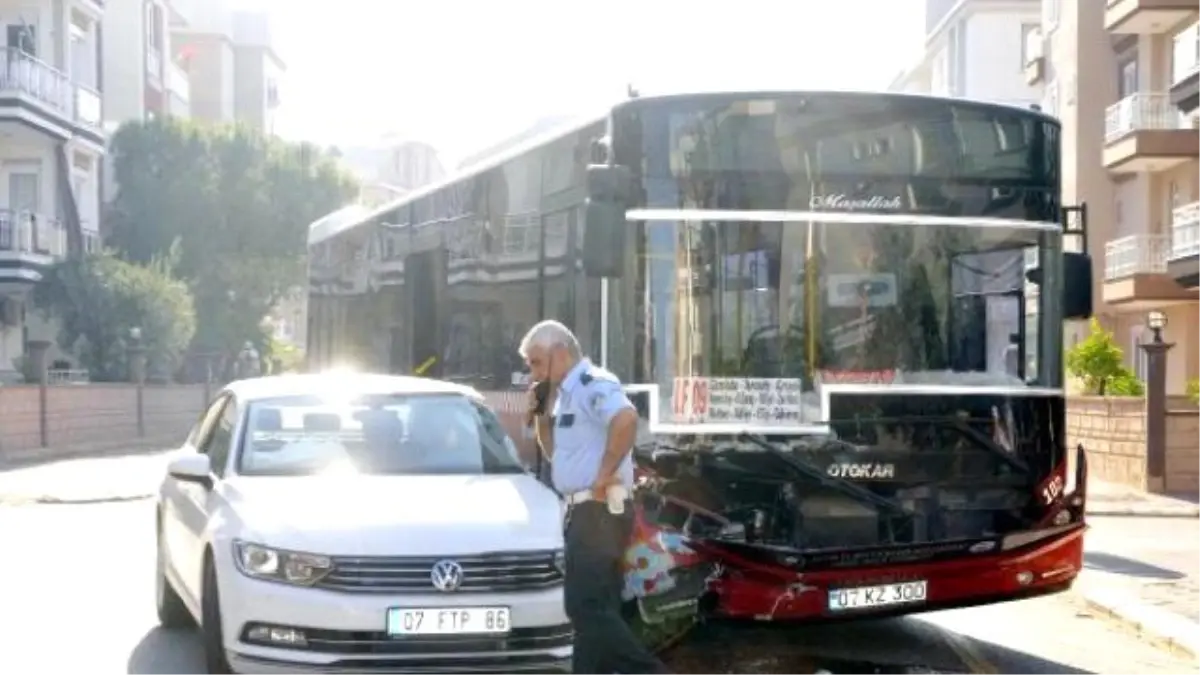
[0,0,106,381]
[339,138,447,207]
[171,0,283,132]
[890,0,1045,108]
[100,0,190,124]
[1027,0,1199,395]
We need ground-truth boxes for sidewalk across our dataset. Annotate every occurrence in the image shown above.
[0,448,176,505]
[1074,514,1200,660]
[1086,480,1200,518]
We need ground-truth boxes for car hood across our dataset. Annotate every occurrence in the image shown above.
[222,473,563,556]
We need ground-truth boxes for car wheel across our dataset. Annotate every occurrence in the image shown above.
[201,553,234,674]
[155,525,193,629]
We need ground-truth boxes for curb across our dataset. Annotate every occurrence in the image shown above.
[1074,582,1199,661]
[0,438,182,471]
[0,493,155,507]
[1086,507,1200,519]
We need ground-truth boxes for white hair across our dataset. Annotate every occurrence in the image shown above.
[518,320,581,359]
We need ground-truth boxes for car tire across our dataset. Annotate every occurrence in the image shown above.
[155,523,192,629]
[201,553,234,674]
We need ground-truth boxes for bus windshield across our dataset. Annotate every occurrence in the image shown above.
[635,215,1061,382]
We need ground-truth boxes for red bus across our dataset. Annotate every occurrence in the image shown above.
[307,90,1093,637]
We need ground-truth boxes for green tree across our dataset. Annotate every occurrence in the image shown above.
[105,118,358,358]
[34,252,196,382]
[1066,318,1143,396]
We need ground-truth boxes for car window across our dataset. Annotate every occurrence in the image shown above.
[198,396,237,477]
[187,395,228,448]
[238,393,526,476]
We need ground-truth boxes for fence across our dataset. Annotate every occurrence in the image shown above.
[1067,395,1199,495]
[0,381,534,468]
[0,383,210,465]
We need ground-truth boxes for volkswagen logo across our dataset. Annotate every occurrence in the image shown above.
[430,560,464,592]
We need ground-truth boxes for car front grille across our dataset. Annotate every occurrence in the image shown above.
[317,551,563,593]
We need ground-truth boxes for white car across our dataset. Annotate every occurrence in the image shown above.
[154,373,570,673]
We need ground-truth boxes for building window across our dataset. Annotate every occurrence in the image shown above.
[6,24,37,56]
[1045,0,1060,30]
[1021,23,1040,67]
[1118,58,1138,98]
[146,3,163,51]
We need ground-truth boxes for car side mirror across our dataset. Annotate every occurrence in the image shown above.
[168,454,214,489]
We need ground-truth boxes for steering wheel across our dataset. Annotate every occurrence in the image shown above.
[741,323,808,375]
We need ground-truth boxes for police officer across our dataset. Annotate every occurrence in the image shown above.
[519,320,669,675]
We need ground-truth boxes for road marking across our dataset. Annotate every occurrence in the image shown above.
[937,627,999,673]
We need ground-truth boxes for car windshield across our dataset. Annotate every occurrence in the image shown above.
[237,393,526,476]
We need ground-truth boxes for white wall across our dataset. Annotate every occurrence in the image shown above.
[100,0,147,124]
[892,0,1043,107]
[962,10,1043,106]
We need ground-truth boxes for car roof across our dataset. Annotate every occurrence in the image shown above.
[221,373,484,403]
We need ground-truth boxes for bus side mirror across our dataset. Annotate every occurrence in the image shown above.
[1062,252,1093,320]
[582,164,633,278]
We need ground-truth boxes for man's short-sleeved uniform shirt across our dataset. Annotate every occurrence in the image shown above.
[550,358,635,495]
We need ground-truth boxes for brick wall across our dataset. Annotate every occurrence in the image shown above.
[1166,408,1200,495]
[1067,395,1200,494]
[1067,396,1149,490]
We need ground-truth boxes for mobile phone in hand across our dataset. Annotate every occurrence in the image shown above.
[531,380,551,415]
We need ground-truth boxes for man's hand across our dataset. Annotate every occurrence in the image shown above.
[589,473,619,501]
[525,382,553,427]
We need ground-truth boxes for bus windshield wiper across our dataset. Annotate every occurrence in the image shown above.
[736,433,910,517]
[865,416,1032,476]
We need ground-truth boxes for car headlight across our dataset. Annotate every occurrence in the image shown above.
[553,549,566,575]
[233,541,333,586]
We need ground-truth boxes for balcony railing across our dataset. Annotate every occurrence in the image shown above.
[1171,201,1200,260]
[0,210,66,257]
[1105,233,1171,279]
[1,47,102,127]
[1104,93,1187,142]
[0,47,72,117]
[75,85,101,127]
[167,61,189,97]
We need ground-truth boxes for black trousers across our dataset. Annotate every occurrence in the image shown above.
[564,501,670,674]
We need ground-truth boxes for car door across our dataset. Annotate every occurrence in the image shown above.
[174,394,238,601]
[161,395,228,600]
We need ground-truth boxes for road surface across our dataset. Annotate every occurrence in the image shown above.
[0,499,1195,674]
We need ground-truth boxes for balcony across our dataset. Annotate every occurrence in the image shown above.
[1103,233,1196,306]
[1103,93,1198,172]
[1105,0,1199,34]
[1168,201,1200,288]
[0,210,66,283]
[0,47,103,137]
[167,60,189,116]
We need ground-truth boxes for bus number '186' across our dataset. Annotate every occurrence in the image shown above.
[1041,473,1065,505]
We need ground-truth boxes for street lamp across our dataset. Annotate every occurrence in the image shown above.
[1147,310,1167,343]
